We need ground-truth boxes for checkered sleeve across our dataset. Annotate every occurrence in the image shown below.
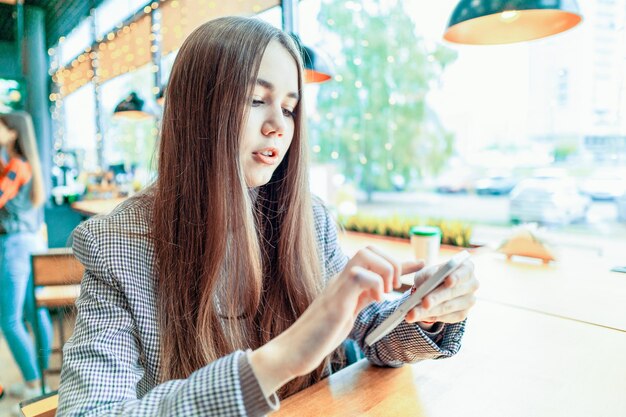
[57,223,273,417]
[313,200,465,368]
[350,291,466,367]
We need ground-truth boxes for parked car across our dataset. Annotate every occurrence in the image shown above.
[509,178,590,225]
[579,169,626,201]
[475,175,518,196]
[434,170,474,194]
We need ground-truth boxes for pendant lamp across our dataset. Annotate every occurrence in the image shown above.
[290,34,333,84]
[444,0,582,45]
[282,0,333,83]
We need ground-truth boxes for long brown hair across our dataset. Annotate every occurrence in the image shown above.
[0,112,45,207]
[153,16,328,397]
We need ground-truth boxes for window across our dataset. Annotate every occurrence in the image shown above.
[95,0,151,39]
[62,83,98,171]
[59,18,94,67]
[99,63,158,185]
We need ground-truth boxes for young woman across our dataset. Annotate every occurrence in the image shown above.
[0,112,52,400]
[58,16,478,416]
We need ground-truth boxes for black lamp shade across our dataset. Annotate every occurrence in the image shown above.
[290,34,333,84]
[444,0,582,45]
[113,92,153,119]
[301,44,333,83]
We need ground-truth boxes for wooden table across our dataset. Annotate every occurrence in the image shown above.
[277,299,626,417]
[274,232,626,416]
[70,197,127,217]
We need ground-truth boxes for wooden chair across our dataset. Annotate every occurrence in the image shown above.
[30,248,84,395]
[19,390,58,417]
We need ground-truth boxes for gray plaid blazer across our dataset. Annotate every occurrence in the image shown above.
[58,194,465,416]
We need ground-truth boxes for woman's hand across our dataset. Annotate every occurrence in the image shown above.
[404,259,479,327]
[249,246,423,397]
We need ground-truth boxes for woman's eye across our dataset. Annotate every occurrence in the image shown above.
[251,99,264,106]
[282,108,296,118]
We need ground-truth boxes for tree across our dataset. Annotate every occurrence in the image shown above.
[311,0,457,199]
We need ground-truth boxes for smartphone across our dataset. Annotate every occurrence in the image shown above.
[364,250,471,346]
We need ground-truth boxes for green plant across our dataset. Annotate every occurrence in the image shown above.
[339,213,474,248]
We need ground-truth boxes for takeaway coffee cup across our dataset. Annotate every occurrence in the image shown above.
[409,226,441,266]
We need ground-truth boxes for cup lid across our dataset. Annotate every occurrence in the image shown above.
[409,226,441,236]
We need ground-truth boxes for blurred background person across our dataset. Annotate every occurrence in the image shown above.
[0,112,52,400]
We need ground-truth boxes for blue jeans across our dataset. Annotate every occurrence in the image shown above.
[0,232,52,382]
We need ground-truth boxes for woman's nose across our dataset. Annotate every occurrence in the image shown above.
[262,108,286,138]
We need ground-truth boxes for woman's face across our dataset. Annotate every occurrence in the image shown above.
[0,120,17,148]
[240,40,300,188]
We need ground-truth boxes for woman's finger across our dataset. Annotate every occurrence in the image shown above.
[351,247,396,293]
[405,305,429,323]
[423,273,479,309]
[408,293,477,323]
[413,264,438,287]
[401,260,425,277]
[443,260,475,288]
[428,309,471,324]
[365,246,401,290]
[344,266,385,304]
[366,246,417,290]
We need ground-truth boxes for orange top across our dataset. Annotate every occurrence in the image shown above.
[0,157,32,209]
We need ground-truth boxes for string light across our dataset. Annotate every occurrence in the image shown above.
[331,151,339,159]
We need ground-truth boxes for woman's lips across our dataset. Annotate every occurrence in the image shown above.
[252,148,280,165]
[252,151,279,165]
